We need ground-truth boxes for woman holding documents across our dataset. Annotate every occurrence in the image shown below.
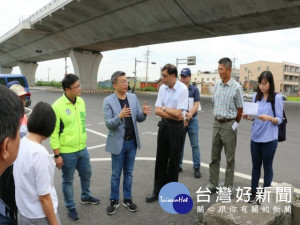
[242,71,283,204]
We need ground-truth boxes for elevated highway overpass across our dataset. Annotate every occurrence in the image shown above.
[1,0,300,88]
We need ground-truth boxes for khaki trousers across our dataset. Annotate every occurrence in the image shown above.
[209,120,237,189]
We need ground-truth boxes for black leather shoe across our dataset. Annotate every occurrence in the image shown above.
[146,192,158,202]
[194,168,201,178]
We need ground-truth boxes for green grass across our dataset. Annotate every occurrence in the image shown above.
[136,86,157,92]
[287,96,300,102]
[35,81,62,88]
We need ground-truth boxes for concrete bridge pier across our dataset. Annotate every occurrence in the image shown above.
[70,49,103,89]
[0,66,13,74]
[18,62,38,86]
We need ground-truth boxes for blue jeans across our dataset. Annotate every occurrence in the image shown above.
[110,139,137,201]
[179,116,201,169]
[61,148,92,210]
[250,140,278,193]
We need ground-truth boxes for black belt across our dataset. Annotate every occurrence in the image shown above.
[215,118,235,123]
[161,118,182,124]
[124,136,134,140]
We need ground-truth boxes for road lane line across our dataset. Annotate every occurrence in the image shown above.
[86,128,107,138]
[83,128,300,194]
[88,144,106,149]
[89,157,300,193]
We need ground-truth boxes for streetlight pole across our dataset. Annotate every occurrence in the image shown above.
[247,70,251,93]
[47,68,50,82]
[146,55,149,86]
[133,58,138,91]
[134,58,156,89]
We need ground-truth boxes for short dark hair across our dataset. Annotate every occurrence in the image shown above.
[218,57,232,69]
[27,101,56,137]
[62,74,79,91]
[0,85,24,144]
[111,71,126,85]
[161,64,178,77]
[255,71,275,103]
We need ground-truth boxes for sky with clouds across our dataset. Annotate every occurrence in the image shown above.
[1,0,300,82]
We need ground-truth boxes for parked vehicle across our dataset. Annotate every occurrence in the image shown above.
[278,93,287,101]
[243,92,256,99]
[0,74,31,107]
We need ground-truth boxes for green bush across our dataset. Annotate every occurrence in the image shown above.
[135,86,157,92]
[287,96,300,102]
[35,81,62,88]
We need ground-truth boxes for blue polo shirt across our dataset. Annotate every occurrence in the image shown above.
[187,84,200,117]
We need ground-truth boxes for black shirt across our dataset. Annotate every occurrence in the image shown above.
[118,97,135,139]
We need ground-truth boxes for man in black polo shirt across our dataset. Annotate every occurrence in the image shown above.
[179,68,201,178]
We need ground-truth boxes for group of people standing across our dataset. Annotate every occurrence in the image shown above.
[0,57,283,224]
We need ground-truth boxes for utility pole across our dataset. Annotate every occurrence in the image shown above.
[145,47,150,86]
[247,70,251,93]
[231,57,237,80]
[47,68,50,82]
[65,57,68,76]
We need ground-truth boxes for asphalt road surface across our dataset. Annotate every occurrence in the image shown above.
[27,88,300,225]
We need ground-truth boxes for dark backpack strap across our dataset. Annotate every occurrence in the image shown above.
[271,93,276,117]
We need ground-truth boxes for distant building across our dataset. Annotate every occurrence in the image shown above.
[240,61,300,95]
[191,70,219,95]
[98,79,112,88]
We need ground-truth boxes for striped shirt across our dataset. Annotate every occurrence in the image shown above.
[212,78,243,119]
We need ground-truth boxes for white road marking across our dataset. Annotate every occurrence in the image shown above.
[54,126,300,194]
[97,122,105,125]
[90,157,300,194]
[25,107,32,116]
[88,144,106,149]
[86,128,107,138]
[141,132,157,135]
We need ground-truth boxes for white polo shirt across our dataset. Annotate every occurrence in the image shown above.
[155,80,188,111]
[13,137,58,218]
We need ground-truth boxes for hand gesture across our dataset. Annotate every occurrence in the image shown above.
[258,114,271,122]
[185,112,192,121]
[242,113,248,120]
[55,155,64,170]
[119,104,131,119]
[143,101,152,116]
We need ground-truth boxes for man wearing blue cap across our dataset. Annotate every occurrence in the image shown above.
[179,68,201,178]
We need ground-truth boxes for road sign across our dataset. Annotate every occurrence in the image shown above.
[187,56,196,65]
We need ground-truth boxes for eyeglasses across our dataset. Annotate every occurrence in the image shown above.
[118,80,128,85]
[161,73,171,78]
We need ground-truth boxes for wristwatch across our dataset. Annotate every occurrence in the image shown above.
[54,153,61,159]
[162,106,166,111]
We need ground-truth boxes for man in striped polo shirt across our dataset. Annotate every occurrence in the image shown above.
[207,57,243,194]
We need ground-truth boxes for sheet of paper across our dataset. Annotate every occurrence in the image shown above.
[188,98,194,111]
[232,121,239,131]
[243,102,259,119]
[198,103,202,111]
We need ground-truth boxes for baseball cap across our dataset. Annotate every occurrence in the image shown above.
[7,80,20,88]
[9,84,31,97]
[180,68,191,77]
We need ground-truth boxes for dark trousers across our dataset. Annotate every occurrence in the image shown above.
[250,139,278,194]
[153,119,185,194]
